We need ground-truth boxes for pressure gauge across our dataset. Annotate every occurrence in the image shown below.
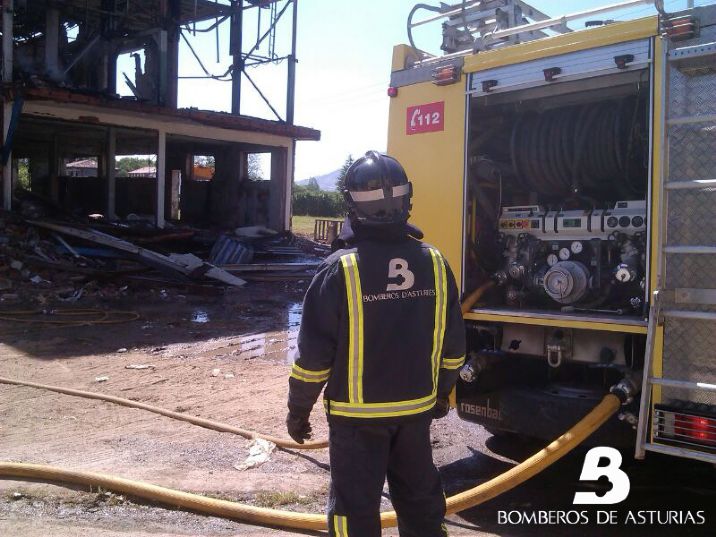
[570,241,583,254]
[558,247,571,261]
[547,253,559,266]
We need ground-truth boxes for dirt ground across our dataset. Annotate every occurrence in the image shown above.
[2,280,716,537]
[0,280,488,536]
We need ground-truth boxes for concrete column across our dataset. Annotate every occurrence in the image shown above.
[2,0,14,210]
[156,130,166,228]
[106,127,117,219]
[45,8,60,80]
[170,169,181,220]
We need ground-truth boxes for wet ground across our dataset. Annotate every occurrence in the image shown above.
[1,280,716,536]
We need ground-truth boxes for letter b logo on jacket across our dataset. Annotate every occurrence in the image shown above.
[386,258,415,291]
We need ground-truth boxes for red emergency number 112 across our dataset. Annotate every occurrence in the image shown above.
[406,101,445,135]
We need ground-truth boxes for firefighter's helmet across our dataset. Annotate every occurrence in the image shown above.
[343,151,412,225]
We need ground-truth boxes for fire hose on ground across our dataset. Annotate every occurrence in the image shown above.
[0,283,631,531]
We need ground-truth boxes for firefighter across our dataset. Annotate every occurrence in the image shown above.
[286,151,466,537]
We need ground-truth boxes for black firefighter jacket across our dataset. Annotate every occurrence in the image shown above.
[288,223,466,422]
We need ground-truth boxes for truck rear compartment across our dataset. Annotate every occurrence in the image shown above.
[459,71,651,442]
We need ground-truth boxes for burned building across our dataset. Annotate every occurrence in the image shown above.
[1,0,319,230]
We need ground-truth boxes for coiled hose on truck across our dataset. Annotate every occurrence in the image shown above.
[0,282,623,531]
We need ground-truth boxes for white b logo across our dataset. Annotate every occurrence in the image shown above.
[573,447,630,505]
[386,258,415,291]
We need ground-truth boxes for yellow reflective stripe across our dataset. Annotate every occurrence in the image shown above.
[341,253,364,404]
[441,355,465,370]
[291,363,331,378]
[327,399,436,419]
[330,392,435,409]
[290,371,330,383]
[429,249,448,390]
[325,393,437,418]
[333,515,348,537]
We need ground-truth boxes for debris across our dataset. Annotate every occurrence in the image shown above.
[220,262,319,273]
[168,253,246,287]
[30,275,50,285]
[125,364,156,370]
[56,288,84,303]
[117,348,128,353]
[210,235,254,265]
[95,376,109,382]
[27,221,246,287]
[191,310,210,323]
[224,373,235,379]
[233,438,276,471]
[211,368,221,377]
[10,260,23,271]
[234,225,277,238]
[11,492,24,500]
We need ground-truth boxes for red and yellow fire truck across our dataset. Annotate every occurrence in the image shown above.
[387,0,716,463]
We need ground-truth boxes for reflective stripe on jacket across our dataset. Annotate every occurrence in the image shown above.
[288,235,465,422]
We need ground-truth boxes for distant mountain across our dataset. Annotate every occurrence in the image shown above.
[296,169,341,192]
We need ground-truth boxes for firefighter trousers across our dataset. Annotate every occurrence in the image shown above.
[327,415,448,537]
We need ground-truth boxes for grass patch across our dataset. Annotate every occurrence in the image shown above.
[291,215,343,239]
[291,215,317,237]
[254,490,310,508]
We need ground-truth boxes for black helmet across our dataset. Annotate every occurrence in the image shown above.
[343,151,412,225]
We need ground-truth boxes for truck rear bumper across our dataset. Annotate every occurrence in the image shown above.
[456,385,636,448]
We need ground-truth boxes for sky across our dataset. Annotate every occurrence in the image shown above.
[117,0,708,180]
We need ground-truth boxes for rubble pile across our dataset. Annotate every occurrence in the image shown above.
[0,210,321,306]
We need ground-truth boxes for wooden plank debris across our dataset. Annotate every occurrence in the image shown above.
[26,220,246,287]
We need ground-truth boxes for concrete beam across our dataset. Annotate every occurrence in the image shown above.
[22,101,293,148]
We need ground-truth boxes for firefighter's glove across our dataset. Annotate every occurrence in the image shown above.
[286,407,312,444]
[433,396,450,420]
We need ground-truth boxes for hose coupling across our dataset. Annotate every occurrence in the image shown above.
[610,376,640,405]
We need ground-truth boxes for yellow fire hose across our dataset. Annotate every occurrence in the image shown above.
[0,376,327,450]
[0,283,623,530]
[0,394,620,531]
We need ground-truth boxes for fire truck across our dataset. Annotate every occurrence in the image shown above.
[387,0,716,463]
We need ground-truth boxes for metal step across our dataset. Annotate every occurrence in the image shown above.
[668,113,716,125]
[666,179,716,190]
[663,309,716,321]
[675,288,716,305]
[643,442,716,464]
[649,377,716,392]
[669,41,716,62]
[663,246,716,255]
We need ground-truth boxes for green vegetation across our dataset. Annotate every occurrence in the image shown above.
[292,184,345,217]
[335,155,354,195]
[291,215,318,236]
[254,491,312,508]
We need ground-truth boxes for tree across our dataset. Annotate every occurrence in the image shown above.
[336,155,354,195]
[248,153,264,180]
[116,156,154,176]
[306,177,320,191]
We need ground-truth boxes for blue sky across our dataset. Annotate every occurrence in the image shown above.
[118,0,706,180]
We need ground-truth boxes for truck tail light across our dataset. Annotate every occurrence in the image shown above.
[655,405,716,450]
[432,65,461,86]
[661,15,699,42]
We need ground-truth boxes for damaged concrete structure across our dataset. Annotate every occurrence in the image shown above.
[1,0,319,230]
